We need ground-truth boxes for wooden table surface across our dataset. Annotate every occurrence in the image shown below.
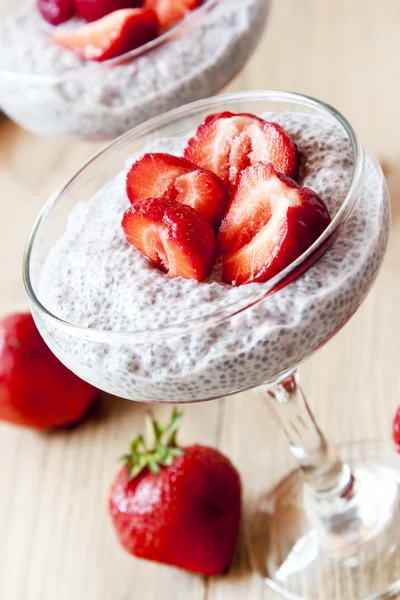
[1,1,400,599]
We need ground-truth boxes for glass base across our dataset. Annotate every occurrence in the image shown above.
[250,441,400,600]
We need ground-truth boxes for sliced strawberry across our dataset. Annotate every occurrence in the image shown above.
[50,8,159,62]
[184,112,299,186]
[75,0,143,22]
[220,163,331,286]
[38,0,76,25]
[122,197,216,281]
[126,153,227,228]
[144,0,201,30]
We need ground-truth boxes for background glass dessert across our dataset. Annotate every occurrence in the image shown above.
[0,0,268,139]
[23,90,397,599]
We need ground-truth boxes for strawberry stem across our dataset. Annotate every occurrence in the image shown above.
[123,408,184,479]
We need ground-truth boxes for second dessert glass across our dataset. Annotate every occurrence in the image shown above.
[23,91,397,599]
[0,0,268,139]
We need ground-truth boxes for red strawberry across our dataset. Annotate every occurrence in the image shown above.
[50,8,159,62]
[109,409,241,575]
[184,112,299,186]
[144,0,201,30]
[75,0,143,22]
[38,0,76,25]
[220,163,331,286]
[393,407,400,451]
[126,153,227,229]
[0,313,97,430]
[122,197,216,281]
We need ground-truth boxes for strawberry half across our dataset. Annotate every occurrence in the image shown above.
[38,0,76,25]
[50,8,159,62]
[184,112,299,186]
[144,0,201,30]
[122,197,216,281]
[126,153,228,229]
[109,409,241,576]
[220,163,331,286]
[75,0,143,22]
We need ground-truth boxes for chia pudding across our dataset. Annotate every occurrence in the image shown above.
[0,0,268,139]
[30,110,390,402]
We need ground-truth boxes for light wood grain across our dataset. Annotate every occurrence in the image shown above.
[1,1,400,599]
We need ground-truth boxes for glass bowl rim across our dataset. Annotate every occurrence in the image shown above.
[0,0,221,84]
[23,89,365,345]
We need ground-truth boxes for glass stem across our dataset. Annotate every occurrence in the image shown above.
[263,370,353,496]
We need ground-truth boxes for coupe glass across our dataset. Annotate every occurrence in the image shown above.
[0,0,269,139]
[23,91,396,600]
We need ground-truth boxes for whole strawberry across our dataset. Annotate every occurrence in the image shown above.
[109,409,242,575]
[393,406,400,451]
[0,312,98,430]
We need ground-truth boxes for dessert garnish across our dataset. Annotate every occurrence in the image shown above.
[121,112,331,285]
[75,0,143,22]
[126,152,228,228]
[51,8,159,61]
[122,197,216,281]
[219,162,331,285]
[38,0,76,25]
[109,409,241,575]
[144,0,202,30]
[184,111,299,186]
[44,0,204,61]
